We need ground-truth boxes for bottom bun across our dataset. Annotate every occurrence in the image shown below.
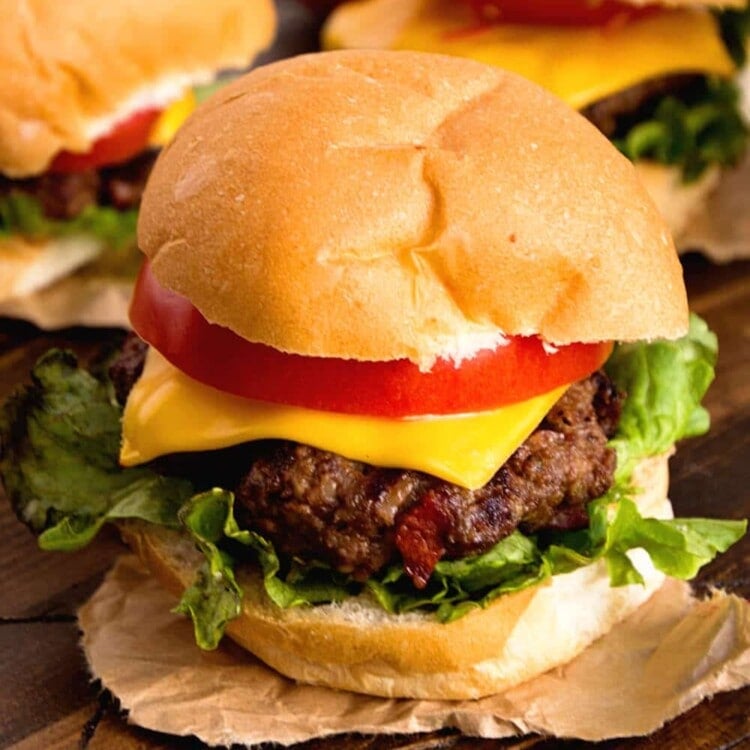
[633,162,720,245]
[0,234,104,303]
[0,233,138,328]
[0,272,132,329]
[121,453,672,700]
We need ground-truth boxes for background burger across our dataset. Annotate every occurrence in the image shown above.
[296,0,348,15]
[323,0,749,245]
[0,0,276,325]
[1,50,745,699]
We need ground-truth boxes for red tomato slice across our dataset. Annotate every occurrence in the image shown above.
[130,261,613,418]
[461,0,654,27]
[49,108,162,173]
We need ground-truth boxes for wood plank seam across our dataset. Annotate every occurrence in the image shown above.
[0,614,76,625]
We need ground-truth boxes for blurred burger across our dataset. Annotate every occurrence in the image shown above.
[0,0,276,323]
[323,0,749,244]
[1,51,744,700]
[296,0,347,14]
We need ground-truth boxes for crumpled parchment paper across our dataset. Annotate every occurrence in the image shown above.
[78,556,750,747]
[679,152,750,262]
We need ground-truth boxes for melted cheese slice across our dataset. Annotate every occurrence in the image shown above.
[121,349,567,490]
[324,0,736,109]
[148,90,196,147]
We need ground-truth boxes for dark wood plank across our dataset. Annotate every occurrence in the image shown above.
[683,257,750,427]
[87,714,212,750]
[0,622,97,746]
[7,708,94,750]
[0,499,126,618]
[669,411,750,598]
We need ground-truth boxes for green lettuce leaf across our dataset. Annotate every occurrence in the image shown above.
[349,481,741,623]
[606,313,718,481]
[366,532,550,622]
[614,78,748,182]
[716,6,750,67]
[546,486,746,586]
[0,315,744,649]
[0,350,192,551]
[173,490,245,649]
[193,72,241,104]
[176,489,354,648]
[173,480,744,640]
[0,191,137,250]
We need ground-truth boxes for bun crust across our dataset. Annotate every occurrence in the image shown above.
[139,50,688,368]
[0,0,276,177]
[120,453,672,700]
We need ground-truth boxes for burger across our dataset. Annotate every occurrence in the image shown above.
[323,0,749,244]
[1,51,745,700]
[0,0,276,323]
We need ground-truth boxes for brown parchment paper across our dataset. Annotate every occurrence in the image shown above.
[679,152,750,263]
[79,555,750,747]
[673,70,749,261]
[0,273,132,329]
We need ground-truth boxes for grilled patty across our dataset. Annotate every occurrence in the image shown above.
[235,373,620,587]
[581,73,705,138]
[112,340,621,587]
[0,150,156,220]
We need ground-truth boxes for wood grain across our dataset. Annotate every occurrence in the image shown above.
[0,621,93,746]
[8,709,94,750]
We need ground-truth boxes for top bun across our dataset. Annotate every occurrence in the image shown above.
[139,50,688,369]
[0,0,277,177]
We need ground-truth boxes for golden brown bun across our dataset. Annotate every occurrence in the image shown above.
[139,50,688,369]
[0,0,276,177]
[120,453,671,700]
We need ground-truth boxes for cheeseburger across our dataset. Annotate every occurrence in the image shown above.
[0,0,276,321]
[323,0,749,243]
[1,51,745,700]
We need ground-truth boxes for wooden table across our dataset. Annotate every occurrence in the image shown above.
[0,255,748,750]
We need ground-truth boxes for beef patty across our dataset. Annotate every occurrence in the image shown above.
[234,374,620,587]
[112,340,622,587]
[581,73,705,138]
[0,150,156,221]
